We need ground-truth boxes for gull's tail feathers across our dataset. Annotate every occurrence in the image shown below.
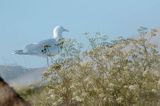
[13,50,24,55]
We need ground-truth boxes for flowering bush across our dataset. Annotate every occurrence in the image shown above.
[43,28,160,106]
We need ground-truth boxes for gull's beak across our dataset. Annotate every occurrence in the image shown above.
[63,28,69,32]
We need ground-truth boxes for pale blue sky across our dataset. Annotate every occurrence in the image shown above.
[0,0,160,67]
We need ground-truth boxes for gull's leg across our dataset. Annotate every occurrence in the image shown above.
[46,56,49,67]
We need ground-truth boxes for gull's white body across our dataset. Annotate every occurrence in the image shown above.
[14,26,69,57]
[22,39,59,57]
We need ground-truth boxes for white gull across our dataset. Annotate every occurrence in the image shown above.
[14,26,69,66]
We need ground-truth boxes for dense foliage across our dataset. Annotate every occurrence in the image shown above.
[35,28,160,106]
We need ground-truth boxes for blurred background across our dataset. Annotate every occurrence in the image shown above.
[1,0,160,68]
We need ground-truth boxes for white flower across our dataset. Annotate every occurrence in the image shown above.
[118,78,123,82]
[81,92,87,97]
[50,94,54,98]
[99,93,105,98]
[124,66,128,70]
[116,97,123,103]
[52,102,58,106]
[84,77,90,82]
[74,96,84,102]
[143,70,149,77]
[108,83,115,88]
[128,85,138,91]
[151,89,157,93]
[123,85,128,88]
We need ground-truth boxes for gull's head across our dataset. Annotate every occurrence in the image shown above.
[55,26,69,32]
[53,26,69,39]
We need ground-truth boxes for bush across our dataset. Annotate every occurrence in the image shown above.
[43,28,160,106]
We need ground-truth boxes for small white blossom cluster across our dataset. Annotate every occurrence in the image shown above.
[128,84,138,91]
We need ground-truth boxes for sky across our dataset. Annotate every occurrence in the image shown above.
[0,0,160,68]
